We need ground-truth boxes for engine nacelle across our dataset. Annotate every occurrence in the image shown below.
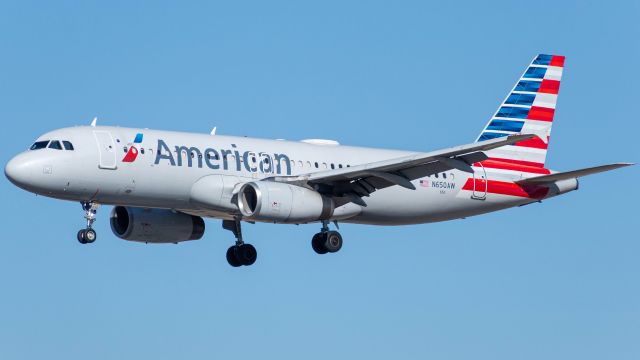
[237,182,334,223]
[110,206,205,243]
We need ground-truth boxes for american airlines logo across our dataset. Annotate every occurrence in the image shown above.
[122,133,144,163]
[153,139,292,175]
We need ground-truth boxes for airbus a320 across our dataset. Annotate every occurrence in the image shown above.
[5,54,632,267]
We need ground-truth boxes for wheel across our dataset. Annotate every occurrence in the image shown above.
[84,229,97,243]
[324,231,343,253]
[311,233,328,254]
[77,229,87,244]
[236,244,257,266]
[226,246,242,267]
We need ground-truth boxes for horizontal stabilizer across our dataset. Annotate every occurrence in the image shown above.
[516,163,633,184]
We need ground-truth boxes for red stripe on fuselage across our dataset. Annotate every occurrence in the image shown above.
[481,157,545,168]
[462,178,549,199]
[476,159,551,174]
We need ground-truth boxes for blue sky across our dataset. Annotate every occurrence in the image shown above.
[0,1,638,359]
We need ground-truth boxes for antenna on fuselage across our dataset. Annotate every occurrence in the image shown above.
[210,127,217,135]
[90,117,97,127]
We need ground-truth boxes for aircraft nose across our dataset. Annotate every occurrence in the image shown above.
[5,154,31,187]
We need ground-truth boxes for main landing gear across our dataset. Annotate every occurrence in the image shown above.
[221,219,343,267]
[223,219,257,267]
[77,201,99,244]
[311,220,343,255]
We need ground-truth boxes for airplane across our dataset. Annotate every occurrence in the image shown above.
[4,54,633,267]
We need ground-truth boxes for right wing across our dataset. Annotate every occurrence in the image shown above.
[268,134,536,206]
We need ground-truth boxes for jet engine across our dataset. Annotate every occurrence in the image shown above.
[237,182,334,223]
[110,206,205,243]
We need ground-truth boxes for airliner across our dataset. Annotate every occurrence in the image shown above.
[4,54,632,267]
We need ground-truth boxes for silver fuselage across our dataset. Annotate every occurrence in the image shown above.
[5,126,576,225]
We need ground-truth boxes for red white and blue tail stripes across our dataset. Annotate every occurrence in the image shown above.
[476,54,564,174]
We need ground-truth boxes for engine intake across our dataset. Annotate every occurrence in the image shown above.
[110,206,205,243]
[237,182,334,223]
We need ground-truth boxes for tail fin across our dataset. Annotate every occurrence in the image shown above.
[476,54,565,171]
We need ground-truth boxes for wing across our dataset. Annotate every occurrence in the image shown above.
[267,134,536,206]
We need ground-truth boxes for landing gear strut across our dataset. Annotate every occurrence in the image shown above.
[77,201,99,244]
[311,220,343,255]
[223,219,257,267]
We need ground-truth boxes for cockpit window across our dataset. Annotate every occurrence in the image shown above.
[30,141,49,150]
[62,141,74,150]
[48,140,63,150]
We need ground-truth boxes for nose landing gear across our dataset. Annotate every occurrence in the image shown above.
[311,221,343,255]
[77,201,99,244]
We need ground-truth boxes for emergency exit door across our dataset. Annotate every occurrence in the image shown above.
[472,163,487,200]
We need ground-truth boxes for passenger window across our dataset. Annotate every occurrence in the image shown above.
[331,163,335,169]
[314,162,319,168]
[442,173,447,179]
[48,140,63,150]
[123,147,128,153]
[338,164,343,168]
[30,141,49,150]
[435,173,439,178]
[62,141,74,150]
[140,148,145,154]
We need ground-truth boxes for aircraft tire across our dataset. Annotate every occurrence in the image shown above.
[237,244,257,266]
[324,231,343,253]
[84,229,97,243]
[226,246,242,267]
[312,233,328,254]
[77,229,87,244]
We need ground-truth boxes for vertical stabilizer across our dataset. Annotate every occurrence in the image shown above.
[477,54,564,173]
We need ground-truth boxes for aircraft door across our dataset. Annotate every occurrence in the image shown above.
[93,131,117,169]
[472,163,487,200]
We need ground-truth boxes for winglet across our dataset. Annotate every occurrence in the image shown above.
[210,127,217,135]
[90,117,97,127]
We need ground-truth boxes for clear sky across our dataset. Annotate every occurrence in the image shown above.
[0,1,638,359]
